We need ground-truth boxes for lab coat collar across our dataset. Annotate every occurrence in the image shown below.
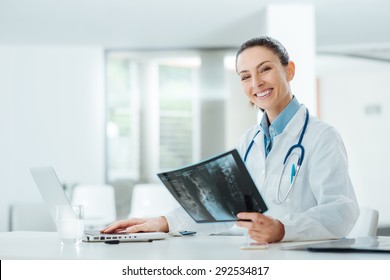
[250,123,266,159]
[250,105,307,159]
[282,105,309,138]
[255,105,307,138]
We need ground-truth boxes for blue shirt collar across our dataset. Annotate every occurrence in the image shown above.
[260,96,301,138]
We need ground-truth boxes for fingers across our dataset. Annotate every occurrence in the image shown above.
[101,221,124,233]
[235,212,285,243]
[237,212,267,223]
[246,220,284,243]
[235,212,269,236]
[125,223,151,233]
[101,218,145,233]
[127,216,168,233]
[101,216,169,234]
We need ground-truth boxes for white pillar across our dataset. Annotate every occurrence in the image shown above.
[138,61,159,182]
[262,4,317,115]
[198,51,227,159]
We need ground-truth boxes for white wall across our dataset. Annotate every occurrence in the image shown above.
[264,4,317,115]
[0,46,105,231]
[317,55,390,226]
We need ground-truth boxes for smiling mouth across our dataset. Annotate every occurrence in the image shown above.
[255,89,272,98]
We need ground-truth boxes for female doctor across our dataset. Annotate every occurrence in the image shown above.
[102,36,359,243]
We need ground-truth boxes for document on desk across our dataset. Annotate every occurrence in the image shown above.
[157,149,268,223]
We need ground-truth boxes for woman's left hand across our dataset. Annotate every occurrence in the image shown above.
[236,212,285,243]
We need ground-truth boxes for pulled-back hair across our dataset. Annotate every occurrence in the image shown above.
[235,36,290,72]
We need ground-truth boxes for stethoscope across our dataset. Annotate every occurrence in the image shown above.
[244,109,309,204]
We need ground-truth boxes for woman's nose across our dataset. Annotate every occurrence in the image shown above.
[252,74,263,88]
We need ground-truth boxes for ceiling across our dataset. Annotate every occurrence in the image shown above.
[1,0,390,60]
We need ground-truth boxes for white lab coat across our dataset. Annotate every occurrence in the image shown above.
[165,106,360,241]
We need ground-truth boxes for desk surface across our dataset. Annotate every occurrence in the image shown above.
[1,231,390,260]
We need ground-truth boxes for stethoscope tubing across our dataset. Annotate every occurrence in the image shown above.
[244,109,309,204]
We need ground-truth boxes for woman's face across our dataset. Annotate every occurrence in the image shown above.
[236,46,295,121]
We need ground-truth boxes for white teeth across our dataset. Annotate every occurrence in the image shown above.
[256,89,271,97]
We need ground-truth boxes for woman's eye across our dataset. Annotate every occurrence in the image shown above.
[260,67,271,73]
[241,75,250,81]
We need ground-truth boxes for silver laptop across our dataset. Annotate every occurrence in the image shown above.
[30,166,168,243]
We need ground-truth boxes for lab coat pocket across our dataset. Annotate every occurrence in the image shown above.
[268,172,303,214]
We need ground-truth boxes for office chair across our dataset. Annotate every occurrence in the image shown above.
[71,184,116,229]
[348,206,379,238]
[9,203,57,231]
[128,184,180,218]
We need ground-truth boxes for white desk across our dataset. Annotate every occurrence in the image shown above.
[1,231,390,260]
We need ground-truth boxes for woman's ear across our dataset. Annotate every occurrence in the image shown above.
[286,61,295,81]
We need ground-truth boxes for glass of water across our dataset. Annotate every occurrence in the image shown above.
[56,205,84,246]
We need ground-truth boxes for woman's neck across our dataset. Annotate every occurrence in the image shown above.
[266,94,293,123]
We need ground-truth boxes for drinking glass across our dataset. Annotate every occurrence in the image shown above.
[56,205,84,246]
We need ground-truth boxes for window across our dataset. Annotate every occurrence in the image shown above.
[106,55,139,182]
[158,62,198,170]
[105,52,200,182]
[105,51,239,183]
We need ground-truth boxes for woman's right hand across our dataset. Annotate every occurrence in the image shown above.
[101,216,169,234]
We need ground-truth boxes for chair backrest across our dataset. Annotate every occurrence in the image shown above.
[348,206,379,238]
[71,184,116,229]
[128,184,180,218]
[10,203,57,231]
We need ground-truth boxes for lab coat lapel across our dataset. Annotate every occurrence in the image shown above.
[283,106,307,139]
[252,126,266,160]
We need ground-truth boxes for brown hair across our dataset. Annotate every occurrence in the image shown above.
[235,36,290,73]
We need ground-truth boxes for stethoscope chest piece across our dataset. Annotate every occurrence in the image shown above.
[274,151,302,204]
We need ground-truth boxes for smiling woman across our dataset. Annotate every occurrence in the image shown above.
[235,37,295,122]
[103,36,360,244]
